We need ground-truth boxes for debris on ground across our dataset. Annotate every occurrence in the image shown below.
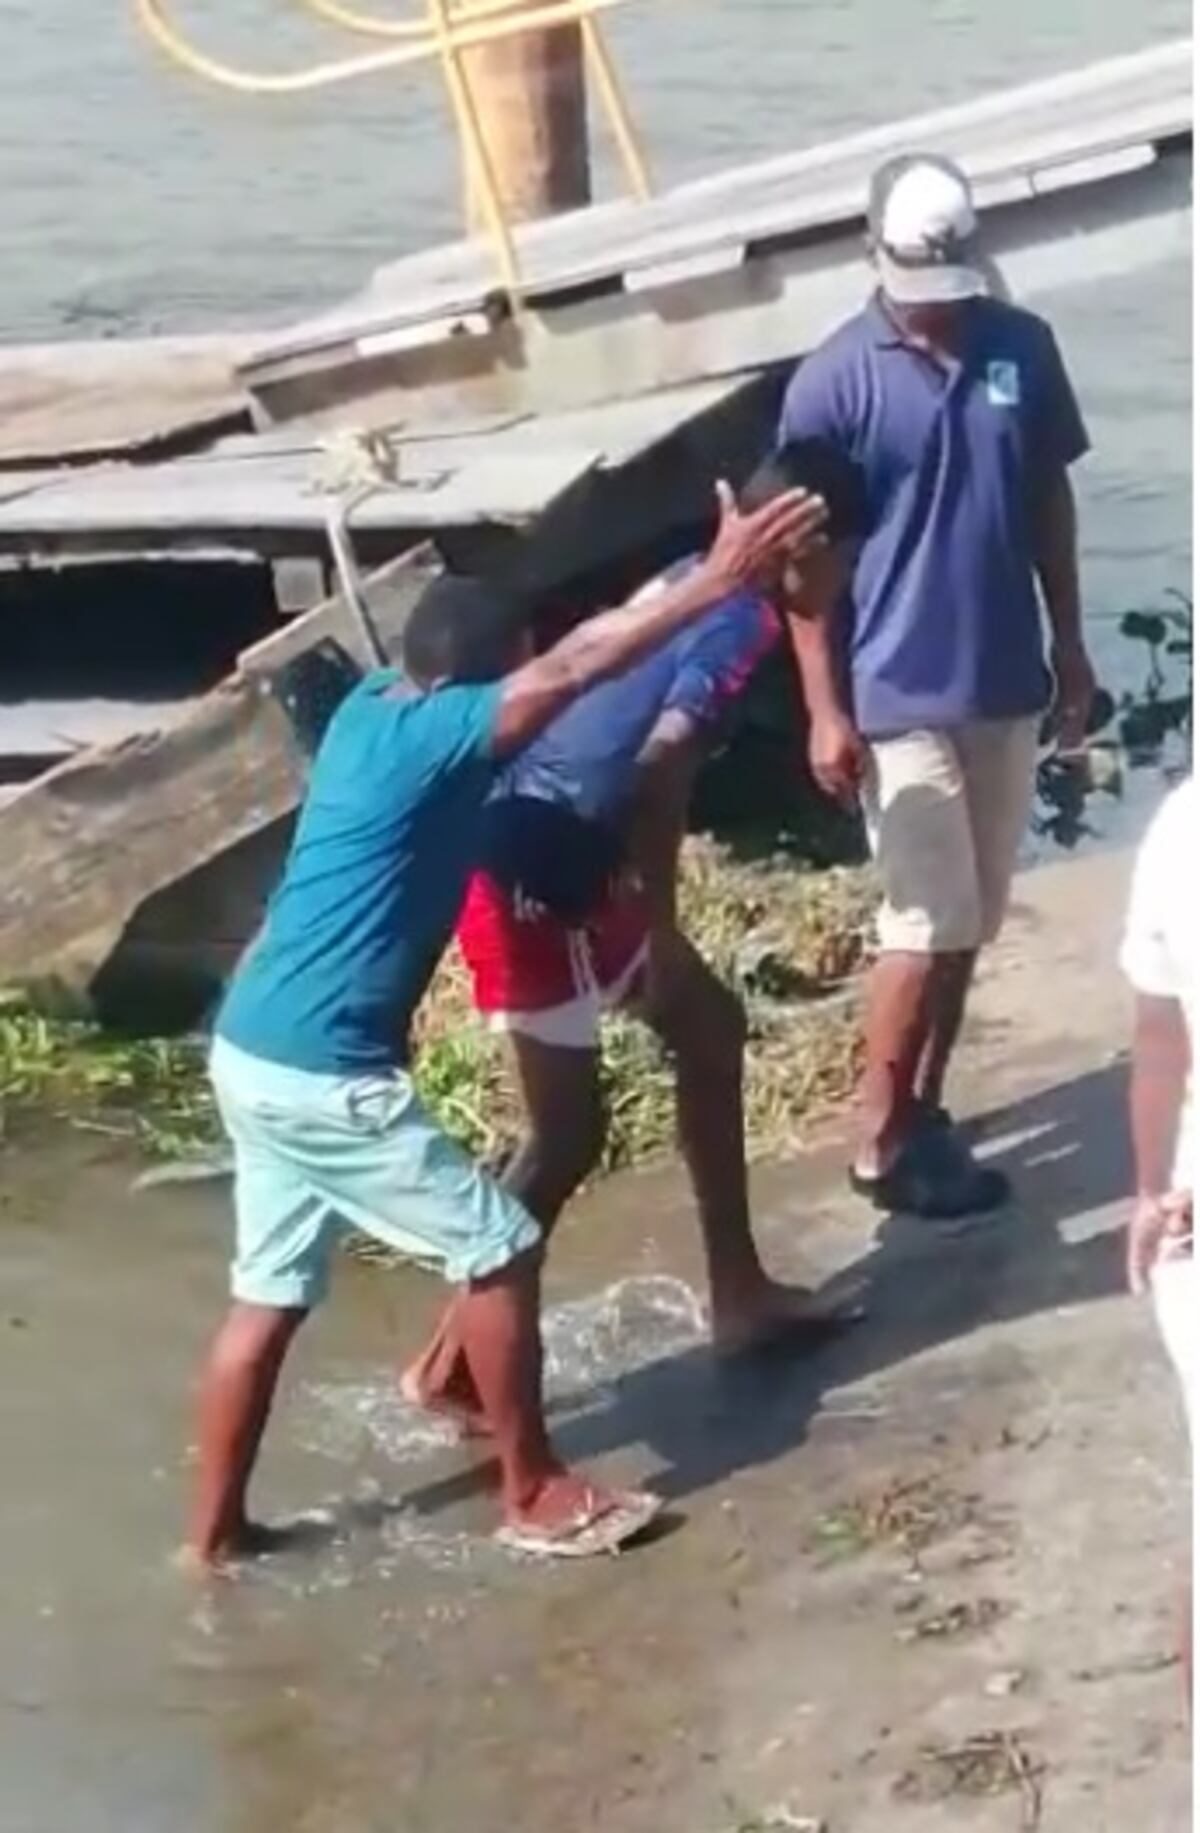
[1071,1650,1180,1683]
[727,1811,826,1833]
[894,1596,1008,1643]
[812,1472,986,1564]
[894,1730,1044,1827]
[131,1153,234,1191]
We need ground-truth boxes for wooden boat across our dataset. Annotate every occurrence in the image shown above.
[0,41,1190,1019]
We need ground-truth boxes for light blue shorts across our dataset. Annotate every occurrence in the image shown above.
[209,1037,540,1309]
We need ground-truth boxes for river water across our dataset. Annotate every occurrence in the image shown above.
[0,2,1192,713]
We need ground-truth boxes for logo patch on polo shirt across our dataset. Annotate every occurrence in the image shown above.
[986,360,1021,407]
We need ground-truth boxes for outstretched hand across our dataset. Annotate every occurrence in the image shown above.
[702,479,827,597]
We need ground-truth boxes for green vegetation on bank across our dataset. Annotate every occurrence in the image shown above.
[3,597,1190,1177]
[0,842,874,1173]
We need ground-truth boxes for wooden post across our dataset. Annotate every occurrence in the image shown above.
[460,18,591,228]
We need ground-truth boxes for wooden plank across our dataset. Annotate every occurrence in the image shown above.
[251,139,1191,429]
[0,445,601,561]
[0,376,744,563]
[0,337,251,469]
[245,39,1190,378]
[0,371,776,1007]
[443,369,780,596]
[0,546,440,995]
[0,698,196,759]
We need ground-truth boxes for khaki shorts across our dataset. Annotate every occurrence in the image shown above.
[863,718,1041,954]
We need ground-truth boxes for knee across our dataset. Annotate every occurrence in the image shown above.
[704,976,748,1057]
[520,1094,608,1197]
[566,1092,608,1182]
[214,1303,304,1373]
[656,965,747,1066]
[878,894,983,955]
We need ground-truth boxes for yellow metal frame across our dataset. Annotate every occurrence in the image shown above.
[133,0,653,303]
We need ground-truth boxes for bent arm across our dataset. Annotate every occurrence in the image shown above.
[626,711,704,930]
[489,485,826,758]
[492,569,727,758]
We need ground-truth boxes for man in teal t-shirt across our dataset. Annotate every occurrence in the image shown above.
[187,479,827,1567]
[217,671,504,1076]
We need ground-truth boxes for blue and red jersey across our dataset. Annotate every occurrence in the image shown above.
[473,564,778,921]
[492,567,777,829]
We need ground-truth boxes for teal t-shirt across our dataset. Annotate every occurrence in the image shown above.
[217,671,501,1073]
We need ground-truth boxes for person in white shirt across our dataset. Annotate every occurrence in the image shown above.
[1120,773,1195,1703]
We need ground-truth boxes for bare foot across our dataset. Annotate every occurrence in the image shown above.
[399,1357,493,1440]
[175,1520,295,1576]
[710,1277,864,1361]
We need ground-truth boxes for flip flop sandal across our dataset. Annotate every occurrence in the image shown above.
[495,1487,663,1560]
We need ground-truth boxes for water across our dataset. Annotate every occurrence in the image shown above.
[0,1128,736,1830]
[0,2,1191,779]
[1,6,1190,573]
[0,0,1190,338]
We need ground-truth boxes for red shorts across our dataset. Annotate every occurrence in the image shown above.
[456,870,650,1048]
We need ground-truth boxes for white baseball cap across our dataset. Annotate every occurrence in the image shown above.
[867,153,986,305]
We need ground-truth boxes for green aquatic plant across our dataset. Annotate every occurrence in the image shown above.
[1,843,873,1172]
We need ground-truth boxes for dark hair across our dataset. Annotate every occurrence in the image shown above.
[740,437,866,544]
[401,573,527,685]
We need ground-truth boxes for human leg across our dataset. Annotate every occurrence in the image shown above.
[914,949,977,1114]
[453,1246,573,1526]
[326,1065,656,1537]
[190,1045,345,1567]
[907,719,1040,1189]
[958,718,1041,954]
[501,1031,609,1228]
[636,928,853,1351]
[854,950,941,1178]
[187,1302,307,1566]
[404,1033,606,1426]
[917,718,1039,1118]
[852,732,1008,1215]
[1150,1250,1196,1711]
[856,730,981,1176]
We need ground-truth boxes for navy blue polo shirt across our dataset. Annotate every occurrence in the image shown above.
[778,294,1089,738]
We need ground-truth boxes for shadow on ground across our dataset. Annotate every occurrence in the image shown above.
[402,1061,1131,1518]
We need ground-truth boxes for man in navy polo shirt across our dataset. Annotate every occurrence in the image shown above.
[780,153,1096,1217]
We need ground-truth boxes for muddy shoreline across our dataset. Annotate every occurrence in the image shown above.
[1,850,1191,1831]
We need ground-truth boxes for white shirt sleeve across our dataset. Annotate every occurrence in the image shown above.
[1120,783,1189,999]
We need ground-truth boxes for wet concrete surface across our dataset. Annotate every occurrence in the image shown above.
[0,852,1191,1831]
